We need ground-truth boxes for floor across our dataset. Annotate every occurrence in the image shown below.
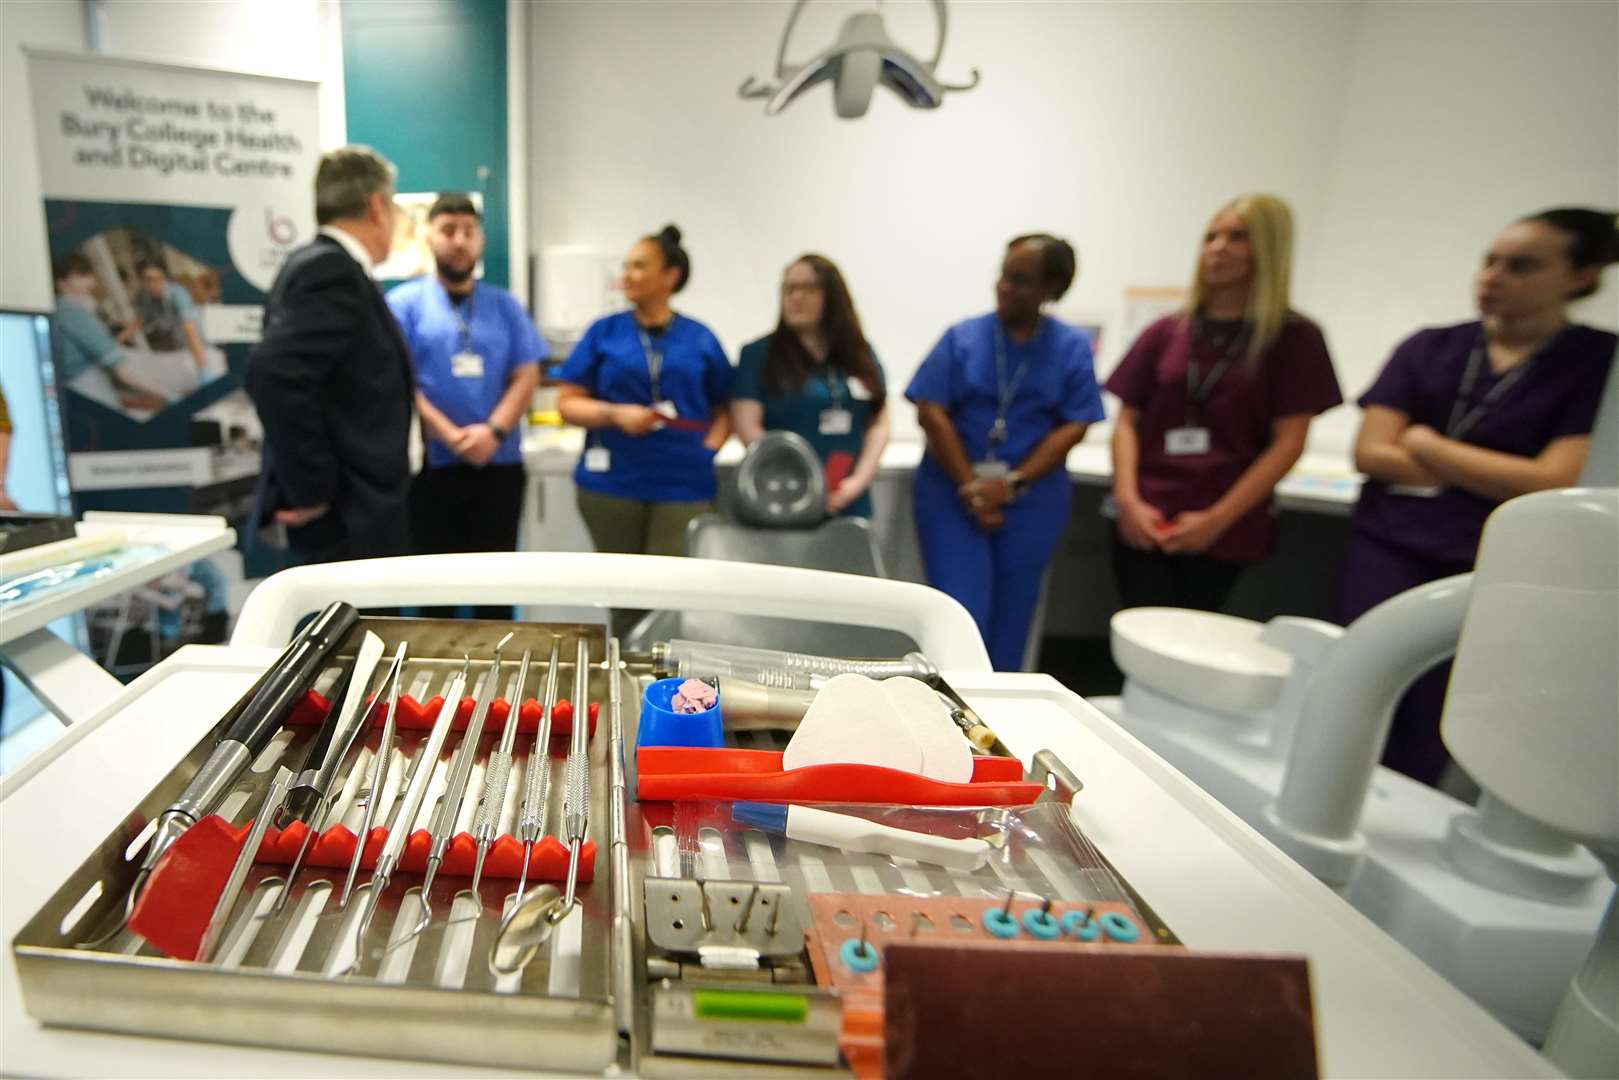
[1037,635,1124,700]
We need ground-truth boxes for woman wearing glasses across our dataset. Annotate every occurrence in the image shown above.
[906,233,1105,671]
[731,254,889,517]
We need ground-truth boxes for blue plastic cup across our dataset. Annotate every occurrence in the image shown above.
[638,677,723,748]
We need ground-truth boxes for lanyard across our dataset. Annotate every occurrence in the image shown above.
[449,289,475,353]
[1445,329,1553,440]
[637,320,671,403]
[989,321,1038,453]
[1185,315,1247,423]
[824,364,844,410]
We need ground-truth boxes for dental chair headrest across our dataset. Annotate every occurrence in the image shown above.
[735,431,828,528]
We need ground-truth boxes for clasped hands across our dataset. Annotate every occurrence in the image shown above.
[958,477,1011,533]
[1116,494,1232,555]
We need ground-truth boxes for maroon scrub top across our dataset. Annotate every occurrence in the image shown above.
[1351,321,1616,565]
[1106,313,1342,564]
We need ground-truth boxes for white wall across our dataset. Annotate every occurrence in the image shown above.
[1,1,85,312]
[1306,0,1619,417]
[528,0,1618,452]
[0,0,344,314]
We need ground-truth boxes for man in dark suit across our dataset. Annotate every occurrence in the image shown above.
[246,145,414,563]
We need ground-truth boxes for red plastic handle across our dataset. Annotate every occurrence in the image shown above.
[636,747,1043,805]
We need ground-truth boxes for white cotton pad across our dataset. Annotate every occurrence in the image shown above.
[881,677,974,783]
[783,673,923,774]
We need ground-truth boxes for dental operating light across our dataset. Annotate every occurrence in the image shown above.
[739,0,981,119]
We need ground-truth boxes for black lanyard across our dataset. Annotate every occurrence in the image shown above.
[636,319,673,403]
[989,321,1038,453]
[1185,316,1248,424]
[450,289,475,353]
[1446,329,1554,441]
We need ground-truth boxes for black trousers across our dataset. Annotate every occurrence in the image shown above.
[409,462,527,620]
[1111,534,1244,613]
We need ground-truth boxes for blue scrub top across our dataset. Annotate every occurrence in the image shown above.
[387,277,548,468]
[558,311,733,502]
[906,313,1105,487]
[51,301,123,382]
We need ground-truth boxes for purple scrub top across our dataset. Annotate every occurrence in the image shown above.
[1106,313,1342,564]
[1352,321,1616,564]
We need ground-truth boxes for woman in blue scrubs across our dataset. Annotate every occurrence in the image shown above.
[557,226,732,627]
[732,254,888,517]
[907,234,1105,670]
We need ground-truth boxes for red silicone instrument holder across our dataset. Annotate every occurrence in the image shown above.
[286,688,598,745]
[635,747,1044,805]
[254,819,594,881]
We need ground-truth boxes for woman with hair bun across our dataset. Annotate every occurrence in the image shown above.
[906,233,1106,671]
[558,225,733,626]
[1340,207,1619,786]
[1106,193,1343,613]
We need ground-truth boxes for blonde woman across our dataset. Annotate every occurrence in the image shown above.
[1106,194,1342,610]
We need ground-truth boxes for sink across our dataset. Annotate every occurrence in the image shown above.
[1110,607,1292,715]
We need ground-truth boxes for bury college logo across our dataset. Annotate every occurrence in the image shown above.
[265,207,298,247]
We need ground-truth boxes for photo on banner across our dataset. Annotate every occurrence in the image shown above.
[25,49,319,671]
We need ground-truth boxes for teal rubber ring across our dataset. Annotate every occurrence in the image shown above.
[983,908,1020,939]
[1062,910,1101,941]
[839,937,880,973]
[1099,911,1140,942]
[1022,909,1060,939]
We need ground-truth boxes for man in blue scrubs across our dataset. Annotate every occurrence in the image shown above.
[388,193,544,618]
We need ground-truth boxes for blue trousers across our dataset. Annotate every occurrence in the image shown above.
[913,466,1072,671]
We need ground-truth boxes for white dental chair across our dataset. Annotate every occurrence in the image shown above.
[1100,487,1618,1068]
[623,432,916,658]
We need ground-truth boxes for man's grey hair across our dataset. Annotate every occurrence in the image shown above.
[314,145,396,225]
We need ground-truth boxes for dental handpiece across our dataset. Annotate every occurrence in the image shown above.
[561,637,592,907]
[471,646,532,892]
[420,639,508,899]
[515,637,561,901]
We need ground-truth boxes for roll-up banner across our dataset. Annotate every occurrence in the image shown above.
[26,49,319,663]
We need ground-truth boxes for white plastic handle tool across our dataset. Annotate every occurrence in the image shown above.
[736,802,993,872]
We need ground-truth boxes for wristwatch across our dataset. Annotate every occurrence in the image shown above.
[1007,470,1028,500]
[489,421,509,440]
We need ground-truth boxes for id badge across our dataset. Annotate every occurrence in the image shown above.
[652,400,678,419]
[450,351,484,379]
[1388,484,1443,498]
[584,447,611,472]
[973,460,1010,480]
[1165,427,1211,456]
[819,408,853,435]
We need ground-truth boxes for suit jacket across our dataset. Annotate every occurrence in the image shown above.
[246,233,415,559]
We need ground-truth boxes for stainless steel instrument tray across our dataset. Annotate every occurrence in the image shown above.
[13,617,619,1074]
